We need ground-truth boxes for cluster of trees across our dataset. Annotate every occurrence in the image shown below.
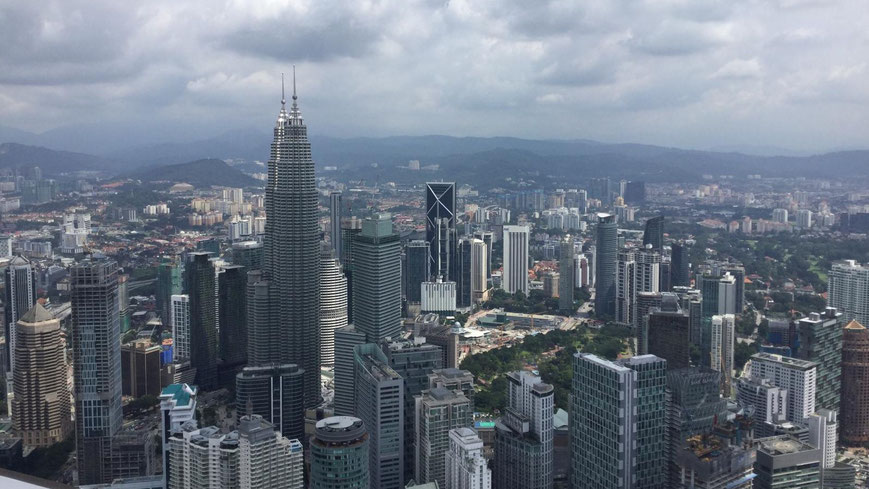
[461,325,630,412]
[481,287,590,317]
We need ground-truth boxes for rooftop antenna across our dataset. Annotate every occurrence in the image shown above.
[281,73,286,108]
[292,65,297,101]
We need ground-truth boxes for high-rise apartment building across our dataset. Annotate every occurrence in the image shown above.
[594,213,618,317]
[470,238,489,303]
[744,352,817,422]
[494,371,554,489]
[353,213,402,342]
[71,259,123,485]
[170,294,190,361]
[710,314,735,392]
[828,260,869,326]
[167,424,241,489]
[840,319,869,445]
[238,414,304,489]
[235,364,305,443]
[246,80,321,407]
[159,383,197,486]
[735,377,788,438]
[383,338,443,483]
[502,225,529,295]
[219,265,247,368]
[11,304,72,448]
[330,191,343,261]
[446,427,491,489]
[797,308,842,412]
[571,354,667,489]
[4,255,36,375]
[355,343,404,489]
[558,237,574,312]
[310,416,369,489]
[185,252,218,389]
[426,182,458,281]
[320,253,348,367]
[416,383,473,487]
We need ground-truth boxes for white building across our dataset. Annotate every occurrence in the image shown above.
[502,225,529,296]
[828,260,869,326]
[797,209,813,229]
[320,256,348,367]
[470,239,489,303]
[422,277,457,314]
[160,383,198,486]
[168,424,240,489]
[772,208,789,223]
[446,427,491,489]
[238,415,304,489]
[710,314,735,392]
[170,294,191,361]
[60,213,90,254]
[744,352,817,422]
[807,409,837,470]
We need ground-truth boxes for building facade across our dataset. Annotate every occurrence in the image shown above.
[829,260,869,326]
[841,319,869,445]
[446,427,491,489]
[502,225,530,296]
[310,417,369,489]
[320,254,348,367]
[594,213,618,317]
[185,252,218,390]
[235,364,305,443]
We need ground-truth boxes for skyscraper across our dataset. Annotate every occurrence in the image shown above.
[710,314,735,393]
[330,191,343,261]
[383,338,443,483]
[310,416,370,489]
[446,428,491,489]
[502,225,529,296]
[352,213,402,342]
[744,352,817,422]
[170,294,190,361]
[416,383,473,487]
[670,243,690,288]
[642,215,664,251]
[354,344,404,489]
[71,259,123,485]
[167,425,241,489]
[470,238,489,304]
[235,363,305,443]
[185,252,218,390]
[12,304,72,448]
[753,436,821,489]
[159,383,197,487]
[797,308,842,412]
[333,324,367,416]
[571,354,667,489]
[4,255,36,375]
[456,238,472,308]
[405,240,430,304]
[841,319,869,445]
[828,260,869,326]
[247,76,321,406]
[320,252,348,367]
[219,265,247,368]
[426,182,457,281]
[594,213,618,318]
[558,237,574,312]
[699,273,737,318]
[494,371,554,489]
[238,414,304,489]
[473,230,494,282]
[646,296,691,369]
[231,240,264,272]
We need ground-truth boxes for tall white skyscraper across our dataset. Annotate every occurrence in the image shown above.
[828,260,869,326]
[320,254,348,367]
[170,294,191,361]
[744,352,818,422]
[710,314,735,392]
[446,427,491,489]
[502,225,529,296]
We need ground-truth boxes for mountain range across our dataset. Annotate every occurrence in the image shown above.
[2,126,869,188]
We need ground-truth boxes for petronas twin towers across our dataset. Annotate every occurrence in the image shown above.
[247,73,321,407]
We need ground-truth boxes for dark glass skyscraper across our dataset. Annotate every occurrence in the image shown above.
[594,213,618,318]
[671,243,689,287]
[330,191,343,261]
[219,265,247,368]
[426,182,457,281]
[405,240,429,304]
[71,259,122,485]
[247,77,321,406]
[642,215,664,251]
[185,252,217,390]
[235,363,305,442]
[4,255,36,374]
[352,214,402,342]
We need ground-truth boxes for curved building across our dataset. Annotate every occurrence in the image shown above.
[841,320,869,445]
[310,416,369,489]
[320,254,348,367]
[12,303,72,448]
[594,213,618,318]
[235,364,305,443]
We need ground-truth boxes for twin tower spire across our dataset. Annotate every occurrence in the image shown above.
[281,67,297,109]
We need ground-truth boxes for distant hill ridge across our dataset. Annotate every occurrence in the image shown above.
[130,158,261,188]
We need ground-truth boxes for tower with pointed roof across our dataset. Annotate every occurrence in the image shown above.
[842,319,869,445]
[244,68,321,407]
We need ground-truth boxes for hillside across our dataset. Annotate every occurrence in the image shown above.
[0,142,117,174]
[130,158,262,188]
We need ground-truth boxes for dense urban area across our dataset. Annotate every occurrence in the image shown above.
[2,89,869,489]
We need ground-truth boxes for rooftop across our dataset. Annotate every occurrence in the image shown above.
[757,435,817,456]
[752,352,818,371]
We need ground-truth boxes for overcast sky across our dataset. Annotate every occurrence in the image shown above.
[1,0,867,152]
